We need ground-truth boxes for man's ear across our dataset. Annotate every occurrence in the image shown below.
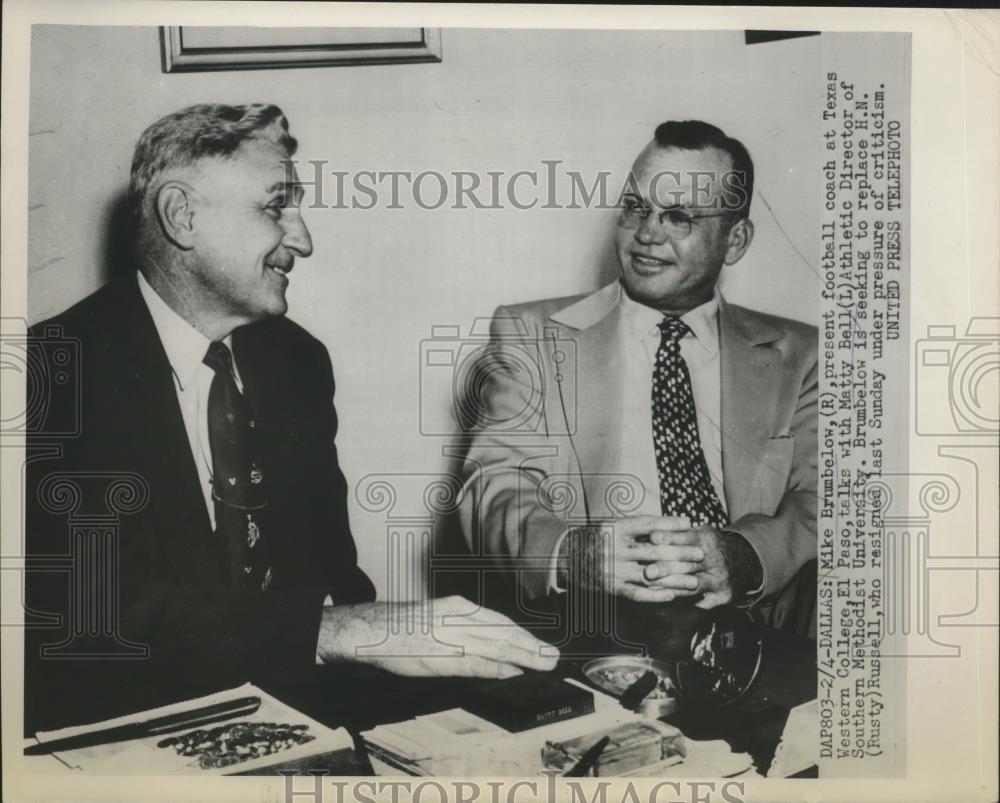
[723,217,754,265]
[154,182,197,250]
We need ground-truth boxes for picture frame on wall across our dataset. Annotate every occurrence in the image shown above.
[160,26,442,72]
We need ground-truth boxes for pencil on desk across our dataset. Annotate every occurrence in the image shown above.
[24,696,262,756]
[563,735,611,777]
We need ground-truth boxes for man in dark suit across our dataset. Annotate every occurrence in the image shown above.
[25,103,554,733]
[459,121,817,635]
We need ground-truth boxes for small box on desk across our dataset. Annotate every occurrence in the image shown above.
[463,674,595,733]
[543,720,686,776]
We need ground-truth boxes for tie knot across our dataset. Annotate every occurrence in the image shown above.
[203,341,235,375]
[658,316,690,343]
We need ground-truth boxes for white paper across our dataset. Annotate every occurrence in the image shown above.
[32,683,353,775]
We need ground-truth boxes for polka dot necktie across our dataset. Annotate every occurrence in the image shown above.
[651,317,728,528]
[203,341,272,591]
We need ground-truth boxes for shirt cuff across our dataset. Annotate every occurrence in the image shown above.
[315,594,336,664]
[549,530,571,594]
[742,578,765,605]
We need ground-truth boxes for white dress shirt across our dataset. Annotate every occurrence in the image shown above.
[550,286,731,592]
[617,287,726,516]
[137,271,243,530]
[616,288,763,600]
[139,274,335,656]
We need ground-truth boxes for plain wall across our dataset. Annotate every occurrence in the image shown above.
[28,26,821,597]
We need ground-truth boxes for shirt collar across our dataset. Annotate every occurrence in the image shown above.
[618,282,721,356]
[136,270,231,390]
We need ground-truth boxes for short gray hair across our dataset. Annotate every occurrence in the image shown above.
[129,103,298,231]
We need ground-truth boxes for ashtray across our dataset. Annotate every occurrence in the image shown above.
[581,656,679,717]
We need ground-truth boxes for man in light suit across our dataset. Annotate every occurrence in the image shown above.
[459,121,817,634]
[25,103,555,732]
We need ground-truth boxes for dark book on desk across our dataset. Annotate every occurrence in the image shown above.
[463,674,595,733]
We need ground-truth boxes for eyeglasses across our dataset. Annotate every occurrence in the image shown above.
[617,195,732,239]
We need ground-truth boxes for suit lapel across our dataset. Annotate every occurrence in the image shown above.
[114,278,218,586]
[718,297,783,520]
[551,283,625,507]
[573,310,625,504]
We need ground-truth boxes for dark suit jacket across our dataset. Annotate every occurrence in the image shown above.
[24,276,375,733]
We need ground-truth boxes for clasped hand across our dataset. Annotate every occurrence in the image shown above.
[558,515,737,607]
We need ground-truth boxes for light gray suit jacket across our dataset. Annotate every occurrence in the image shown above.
[458,281,818,630]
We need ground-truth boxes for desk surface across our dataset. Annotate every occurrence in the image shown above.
[263,599,817,776]
[23,600,815,776]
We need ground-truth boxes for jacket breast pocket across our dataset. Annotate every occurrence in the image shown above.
[754,436,795,515]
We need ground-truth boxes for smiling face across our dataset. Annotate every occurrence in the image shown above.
[183,137,312,332]
[615,143,753,314]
